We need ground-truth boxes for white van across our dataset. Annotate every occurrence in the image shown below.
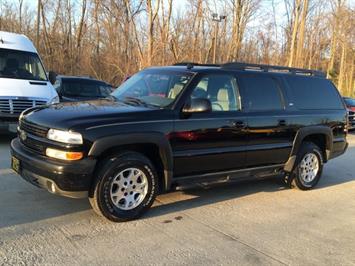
[0,31,58,133]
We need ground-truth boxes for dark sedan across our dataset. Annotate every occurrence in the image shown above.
[54,76,114,102]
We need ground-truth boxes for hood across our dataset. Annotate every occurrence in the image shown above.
[0,78,57,101]
[23,99,155,130]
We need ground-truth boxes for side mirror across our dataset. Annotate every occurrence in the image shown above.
[182,98,212,113]
[48,71,57,85]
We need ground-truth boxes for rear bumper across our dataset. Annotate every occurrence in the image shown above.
[10,138,96,198]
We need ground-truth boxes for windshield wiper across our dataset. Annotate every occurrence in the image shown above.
[123,96,149,107]
[106,95,117,101]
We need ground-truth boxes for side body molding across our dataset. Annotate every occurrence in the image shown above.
[88,133,174,191]
[284,126,333,172]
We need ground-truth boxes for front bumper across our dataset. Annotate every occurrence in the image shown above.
[10,138,97,198]
[0,113,19,133]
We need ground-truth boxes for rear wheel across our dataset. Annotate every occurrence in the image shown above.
[89,151,158,222]
[290,142,324,190]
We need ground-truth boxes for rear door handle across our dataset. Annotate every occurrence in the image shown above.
[278,119,286,126]
[231,120,246,128]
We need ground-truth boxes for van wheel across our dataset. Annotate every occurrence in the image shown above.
[89,152,158,222]
[290,142,323,190]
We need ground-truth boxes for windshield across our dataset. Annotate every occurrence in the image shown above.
[59,79,112,98]
[344,98,355,107]
[0,48,47,81]
[112,71,192,108]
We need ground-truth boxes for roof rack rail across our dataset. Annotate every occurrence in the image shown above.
[221,62,325,77]
[173,62,220,69]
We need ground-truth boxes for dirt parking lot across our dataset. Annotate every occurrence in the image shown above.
[0,133,355,265]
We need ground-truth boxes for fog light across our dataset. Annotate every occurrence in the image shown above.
[46,148,83,161]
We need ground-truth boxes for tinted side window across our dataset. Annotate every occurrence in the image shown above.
[286,76,343,110]
[239,75,283,111]
[62,79,107,97]
[190,75,240,111]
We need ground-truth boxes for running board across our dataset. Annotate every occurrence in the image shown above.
[173,164,285,187]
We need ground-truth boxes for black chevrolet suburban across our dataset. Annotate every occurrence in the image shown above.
[10,62,348,222]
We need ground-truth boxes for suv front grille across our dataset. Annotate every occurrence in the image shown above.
[22,137,46,153]
[20,119,48,138]
[19,120,49,154]
[0,99,47,115]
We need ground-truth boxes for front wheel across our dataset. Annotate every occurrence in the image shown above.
[89,152,158,222]
[291,142,324,190]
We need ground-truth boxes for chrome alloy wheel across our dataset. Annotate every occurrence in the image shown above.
[110,168,148,210]
[299,153,319,184]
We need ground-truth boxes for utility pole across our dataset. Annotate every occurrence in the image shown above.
[36,0,41,48]
[212,13,226,64]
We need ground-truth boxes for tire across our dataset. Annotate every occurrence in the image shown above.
[89,151,158,222]
[290,142,324,190]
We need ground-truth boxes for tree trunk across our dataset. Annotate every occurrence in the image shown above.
[36,0,41,48]
[337,42,346,93]
[147,0,160,66]
[288,0,301,67]
[295,0,308,68]
[327,0,342,78]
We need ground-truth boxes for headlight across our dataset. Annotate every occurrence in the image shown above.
[47,129,83,144]
[49,96,60,104]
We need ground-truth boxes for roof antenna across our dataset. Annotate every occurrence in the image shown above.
[0,38,4,44]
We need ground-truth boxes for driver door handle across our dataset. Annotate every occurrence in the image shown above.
[231,120,246,128]
[278,119,286,126]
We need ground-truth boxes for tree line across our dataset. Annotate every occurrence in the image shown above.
[0,0,354,96]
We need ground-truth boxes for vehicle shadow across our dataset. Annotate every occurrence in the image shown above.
[146,163,355,220]
[0,133,91,229]
[0,179,90,229]
[146,144,355,219]
[0,133,16,169]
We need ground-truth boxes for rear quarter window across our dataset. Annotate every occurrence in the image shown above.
[285,76,343,110]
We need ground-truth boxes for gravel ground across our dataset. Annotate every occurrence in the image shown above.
[0,133,354,265]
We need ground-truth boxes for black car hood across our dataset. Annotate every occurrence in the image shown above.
[23,99,155,130]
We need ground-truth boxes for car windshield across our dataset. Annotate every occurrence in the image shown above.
[0,48,47,81]
[344,98,355,107]
[60,79,112,98]
[112,71,192,108]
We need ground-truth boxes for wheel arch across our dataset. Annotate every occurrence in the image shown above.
[284,126,333,172]
[88,133,174,192]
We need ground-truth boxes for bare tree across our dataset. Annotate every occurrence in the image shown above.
[146,0,160,66]
[0,0,353,94]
